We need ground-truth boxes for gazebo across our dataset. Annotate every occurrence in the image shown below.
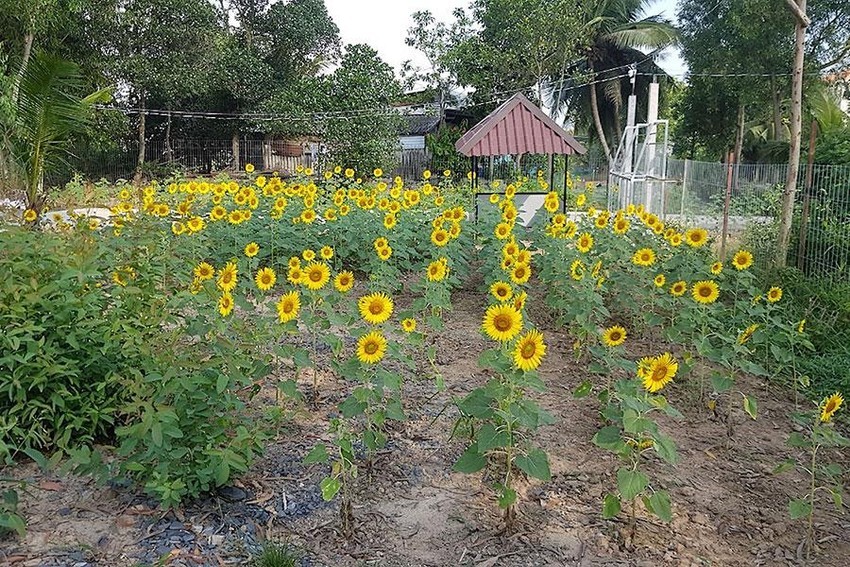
[455,92,586,218]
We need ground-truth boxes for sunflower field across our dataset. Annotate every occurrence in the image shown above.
[2,165,848,565]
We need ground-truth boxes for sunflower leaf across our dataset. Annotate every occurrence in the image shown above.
[573,379,593,398]
[647,490,673,522]
[602,493,621,519]
[742,395,758,420]
[617,468,649,501]
[515,448,550,481]
[453,444,486,474]
[788,498,812,519]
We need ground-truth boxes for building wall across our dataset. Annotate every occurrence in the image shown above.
[400,135,426,151]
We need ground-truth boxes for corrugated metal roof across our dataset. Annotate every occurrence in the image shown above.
[455,93,586,157]
[403,114,441,136]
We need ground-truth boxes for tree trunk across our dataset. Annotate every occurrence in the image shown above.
[11,32,34,105]
[776,0,808,268]
[733,103,745,189]
[231,130,240,172]
[589,69,612,162]
[771,76,783,141]
[134,94,146,185]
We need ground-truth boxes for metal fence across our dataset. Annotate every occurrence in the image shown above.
[620,158,850,283]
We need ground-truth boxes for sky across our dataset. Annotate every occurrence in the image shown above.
[324,0,687,84]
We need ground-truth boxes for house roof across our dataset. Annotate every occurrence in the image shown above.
[455,93,586,157]
[403,114,441,136]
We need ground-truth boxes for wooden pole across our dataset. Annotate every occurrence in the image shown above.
[796,121,818,272]
[563,154,568,213]
[720,151,735,261]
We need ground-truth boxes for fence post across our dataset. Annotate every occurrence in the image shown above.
[796,120,817,272]
[680,159,689,218]
[720,151,734,261]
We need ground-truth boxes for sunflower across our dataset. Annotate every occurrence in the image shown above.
[732,250,754,270]
[819,392,844,423]
[217,262,238,292]
[576,193,586,207]
[244,242,260,258]
[490,281,513,302]
[384,214,397,229]
[570,259,585,281]
[288,256,301,270]
[692,280,720,304]
[377,246,393,261]
[431,228,449,247]
[482,304,523,342]
[503,241,520,258]
[287,266,304,285]
[613,217,630,234]
[670,280,687,297]
[426,260,447,282]
[602,325,627,347]
[710,261,723,275]
[320,246,334,260]
[23,208,38,222]
[576,232,594,253]
[643,353,678,393]
[684,227,709,248]
[797,319,806,333]
[276,290,301,323]
[374,237,389,251]
[358,292,394,324]
[513,291,528,311]
[653,274,666,288]
[510,263,531,285]
[766,286,783,303]
[245,163,255,173]
[494,222,512,240]
[194,262,215,281]
[632,248,656,267]
[302,249,316,261]
[334,271,354,293]
[636,356,654,379]
[357,331,387,364]
[301,209,316,223]
[401,318,417,333]
[513,330,546,371]
[489,193,500,204]
[669,233,683,247]
[218,293,235,317]
[737,323,759,345]
[255,267,277,291]
[303,262,330,291]
[373,168,383,178]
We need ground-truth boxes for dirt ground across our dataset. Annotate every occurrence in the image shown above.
[2,279,849,567]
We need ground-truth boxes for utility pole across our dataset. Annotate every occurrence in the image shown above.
[776,0,809,268]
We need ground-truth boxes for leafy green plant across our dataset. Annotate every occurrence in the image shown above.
[775,392,847,561]
[0,479,25,537]
[253,541,300,567]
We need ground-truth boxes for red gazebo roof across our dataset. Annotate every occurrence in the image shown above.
[455,93,586,157]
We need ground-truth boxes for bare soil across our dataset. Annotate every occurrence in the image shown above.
[2,281,849,567]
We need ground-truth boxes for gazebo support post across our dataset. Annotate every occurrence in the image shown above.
[563,154,569,213]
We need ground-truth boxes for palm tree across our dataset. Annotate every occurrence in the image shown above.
[8,51,110,211]
[548,0,678,161]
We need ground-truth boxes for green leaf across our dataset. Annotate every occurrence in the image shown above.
[830,489,843,510]
[710,372,734,393]
[772,459,796,475]
[593,426,627,453]
[320,477,341,501]
[651,433,679,464]
[339,395,367,418]
[453,444,486,474]
[515,448,551,481]
[602,493,621,519]
[623,409,654,435]
[787,431,811,448]
[457,389,494,419]
[647,490,672,522]
[788,498,812,519]
[617,467,649,501]
[573,379,592,398]
[742,395,758,420]
[151,422,163,447]
[0,512,26,536]
[496,485,517,509]
[476,424,510,452]
[303,444,329,465]
[216,373,228,394]
[214,461,230,486]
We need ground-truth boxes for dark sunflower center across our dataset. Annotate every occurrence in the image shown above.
[364,341,379,355]
[369,302,383,315]
[493,314,512,332]
[310,270,322,282]
[610,331,621,341]
[651,365,667,381]
[700,287,711,297]
[521,342,536,358]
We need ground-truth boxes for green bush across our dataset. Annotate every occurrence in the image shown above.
[0,220,272,508]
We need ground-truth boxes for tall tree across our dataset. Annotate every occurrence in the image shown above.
[445,0,587,111]
[548,0,678,161]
